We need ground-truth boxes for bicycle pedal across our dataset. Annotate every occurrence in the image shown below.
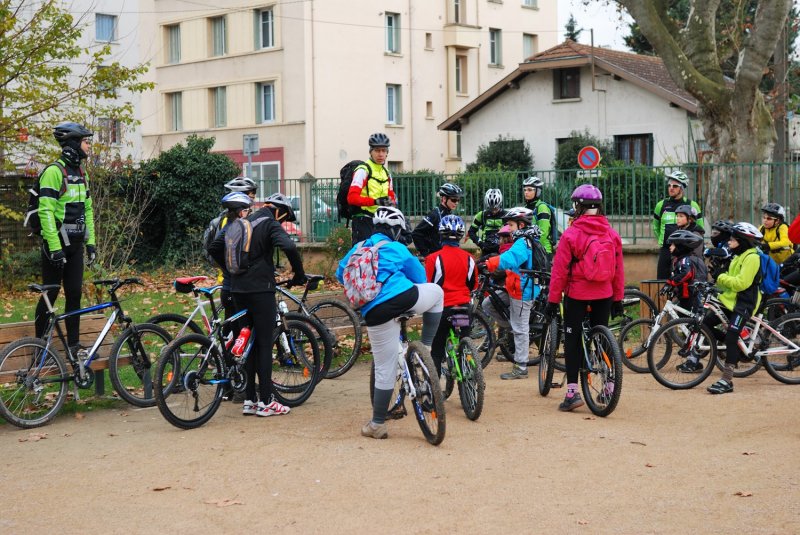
[386,405,407,420]
[550,382,563,388]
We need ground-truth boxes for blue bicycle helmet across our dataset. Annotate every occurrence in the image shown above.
[439,214,466,240]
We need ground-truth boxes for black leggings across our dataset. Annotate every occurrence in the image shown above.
[703,308,749,366]
[233,292,277,403]
[35,241,84,346]
[563,296,611,384]
[430,307,471,376]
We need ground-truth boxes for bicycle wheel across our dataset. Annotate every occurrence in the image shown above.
[285,312,332,383]
[271,320,319,407]
[406,342,446,445]
[154,334,224,429]
[538,316,558,397]
[469,311,495,369]
[761,312,800,384]
[146,313,204,340]
[619,318,660,373]
[647,318,716,389]
[309,299,363,379]
[580,326,623,417]
[109,323,172,408]
[457,339,485,421]
[761,298,799,322]
[609,289,657,336]
[0,337,68,428]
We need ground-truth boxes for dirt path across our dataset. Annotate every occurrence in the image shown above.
[1,362,797,534]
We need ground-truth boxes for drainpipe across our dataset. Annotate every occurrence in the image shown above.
[408,0,414,170]
[310,0,316,175]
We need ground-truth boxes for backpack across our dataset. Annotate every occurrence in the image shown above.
[202,210,227,265]
[341,240,389,309]
[572,234,616,282]
[224,216,270,275]
[523,234,551,273]
[23,162,70,234]
[756,249,782,295]
[336,160,370,223]
[536,200,560,247]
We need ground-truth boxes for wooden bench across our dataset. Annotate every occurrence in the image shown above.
[0,314,118,396]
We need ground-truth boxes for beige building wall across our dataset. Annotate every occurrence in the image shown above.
[140,0,558,180]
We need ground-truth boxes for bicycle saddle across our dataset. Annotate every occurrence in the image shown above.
[175,276,209,285]
[27,283,61,293]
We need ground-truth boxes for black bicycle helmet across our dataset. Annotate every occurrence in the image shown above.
[265,192,296,222]
[674,204,698,219]
[438,183,463,199]
[667,229,703,250]
[761,202,786,221]
[711,219,735,233]
[225,176,257,193]
[368,132,390,149]
[53,122,93,145]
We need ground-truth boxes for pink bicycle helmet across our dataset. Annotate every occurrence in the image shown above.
[571,184,603,206]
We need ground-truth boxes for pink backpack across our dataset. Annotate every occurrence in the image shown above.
[342,240,389,309]
[574,234,616,282]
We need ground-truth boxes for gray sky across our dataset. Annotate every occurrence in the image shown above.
[557,0,633,50]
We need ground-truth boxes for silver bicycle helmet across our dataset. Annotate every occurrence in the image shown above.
[666,170,689,189]
[484,189,503,211]
[265,192,296,222]
[225,176,258,193]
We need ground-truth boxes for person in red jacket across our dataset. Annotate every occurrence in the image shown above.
[426,215,478,376]
[545,184,625,412]
[787,211,800,245]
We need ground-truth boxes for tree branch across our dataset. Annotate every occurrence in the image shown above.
[736,0,791,98]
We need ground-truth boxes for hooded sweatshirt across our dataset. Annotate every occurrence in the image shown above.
[548,214,625,302]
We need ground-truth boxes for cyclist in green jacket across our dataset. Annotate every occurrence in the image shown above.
[652,170,704,279]
[522,176,554,255]
[468,189,507,258]
[34,122,96,351]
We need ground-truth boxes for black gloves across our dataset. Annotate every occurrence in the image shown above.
[86,245,97,265]
[48,249,66,268]
[611,301,625,318]
[288,273,308,288]
[375,196,393,207]
[477,263,489,274]
[544,302,560,318]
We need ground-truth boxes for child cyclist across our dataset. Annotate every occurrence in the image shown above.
[759,203,793,265]
[425,215,479,376]
[545,185,624,411]
[704,220,735,280]
[679,223,762,394]
[336,206,444,439]
[480,207,541,380]
[665,229,708,312]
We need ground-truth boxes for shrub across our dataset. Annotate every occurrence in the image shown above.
[466,135,534,172]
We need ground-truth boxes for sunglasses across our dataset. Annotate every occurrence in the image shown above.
[447,197,460,203]
[667,184,681,189]
[763,215,777,221]
[522,187,535,192]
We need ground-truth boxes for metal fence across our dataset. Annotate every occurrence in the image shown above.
[0,174,37,254]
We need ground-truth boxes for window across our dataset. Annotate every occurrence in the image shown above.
[166,24,181,64]
[211,87,227,128]
[96,14,117,41]
[425,32,433,49]
[210,16,227,56]
[522,0,538,7]
[615,134,653,165]
[257,82,276,123]
[489,29,502,65]
[386,13,400,53]
[455,55,467,93]
[453,0,464,23]
[554,68,580,99]
[386,84,402,125]
[456,131,462,158]
[246,162,281,201]
[523,33,538,59]
[167,92,182,131]
[425,101,433,119]
[258,8,274,49]
[98,118,121,145]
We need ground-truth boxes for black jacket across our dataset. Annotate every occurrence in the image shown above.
[208,207,304,294]
[412,204,452,257]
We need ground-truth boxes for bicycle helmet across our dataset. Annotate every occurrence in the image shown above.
[438,214,466,240]
[517,225,542,242]
[368,132,390,149]
[712,219,735,233]
[438,183,463,199]
[571,184,603,206]
[761,202,786,221]
[53,122,93,145]
[522,176,544,189]
[484,189,503,211]
[666,170,689,189]
[221,192,253,211]
[225,176,258,193]
[265,192,296,222]
[731,221,763,243]
[667,229,703,250]
[502,207,533,225]
[674,204,698,219]
[372,206,406,228]
[497,224,513,237]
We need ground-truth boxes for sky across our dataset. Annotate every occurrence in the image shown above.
[556,0,633,51]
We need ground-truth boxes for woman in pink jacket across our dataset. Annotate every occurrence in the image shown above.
[544,184,625,412]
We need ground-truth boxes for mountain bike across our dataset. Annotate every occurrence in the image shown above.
[368,312,446,445]
[0,279,171,428]
[147,276,221,339]
[154,296,320,429]
[440,307,485,421]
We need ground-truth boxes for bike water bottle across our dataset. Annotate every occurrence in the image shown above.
[278,301,289,314]
[232,327,251,356]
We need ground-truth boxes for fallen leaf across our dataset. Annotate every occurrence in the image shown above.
[74,413,85,420]
[108,433,118,437]
[63,433,71,437]
[734,491,753,497]
[742,451,757,456]
[578,519,589,525]
[204,498,243,507]
[152,486,171,492]
[630,441,647,446]
[19,432,48,442]
[645,463,655,468]
[583,416,596,420]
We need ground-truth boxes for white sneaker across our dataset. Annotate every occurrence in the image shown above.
[242,400,257,415]
[256,399,291,417]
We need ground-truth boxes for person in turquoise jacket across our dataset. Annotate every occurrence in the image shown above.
[336,206,443,440]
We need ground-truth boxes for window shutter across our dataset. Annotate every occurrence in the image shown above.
[255,83,262,124]
[254,10,260,50]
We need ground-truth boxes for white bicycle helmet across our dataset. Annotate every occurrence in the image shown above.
[221,192,252,211]
[372,206,406,228]
[666,170,689,189]
[484,189,503,211]
[731,221,763,243]
[502,207,533,225]
[225,176,257,193]
[522,176,544,189]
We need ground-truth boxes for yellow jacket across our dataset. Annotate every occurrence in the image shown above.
[759,223,793,264]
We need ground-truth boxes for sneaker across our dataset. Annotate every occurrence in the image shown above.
[500,365,528,380]
[242,400,257,415]
[361,420,389,439]
[559,393,584,412]
[707,379,734,395]
[256,399,291,417]
[677,360,703,373]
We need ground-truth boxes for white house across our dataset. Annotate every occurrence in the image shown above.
[439,40,704,170]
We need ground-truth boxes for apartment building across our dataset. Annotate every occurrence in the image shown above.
[140,0,558,192]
